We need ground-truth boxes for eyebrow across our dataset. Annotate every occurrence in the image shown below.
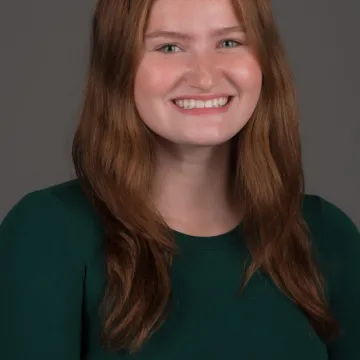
[144,25,245,40]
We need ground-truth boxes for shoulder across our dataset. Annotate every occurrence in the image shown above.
[1,179,101,235]
[0,180,97,355]
[0,179,104,270]
[302,194,360,294]
[302,194,359,250]
[302,196,360,354]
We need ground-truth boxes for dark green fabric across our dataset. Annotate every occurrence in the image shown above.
[0,180,359,359]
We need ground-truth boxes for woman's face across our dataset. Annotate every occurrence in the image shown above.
[134,0,262,147]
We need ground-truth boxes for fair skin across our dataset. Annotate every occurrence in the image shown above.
[134,0,262,236]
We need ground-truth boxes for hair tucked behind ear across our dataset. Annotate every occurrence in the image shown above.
[72,0,340,353]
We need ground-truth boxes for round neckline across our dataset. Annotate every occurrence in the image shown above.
[172,223,243,250]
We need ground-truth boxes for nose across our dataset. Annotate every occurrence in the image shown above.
[186,53,221,91]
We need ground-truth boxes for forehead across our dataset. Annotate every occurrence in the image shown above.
[146,0,241,31]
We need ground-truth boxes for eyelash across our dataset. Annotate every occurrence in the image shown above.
[155,39,243,53]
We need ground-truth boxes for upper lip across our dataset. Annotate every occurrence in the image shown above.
[172,94,233,101]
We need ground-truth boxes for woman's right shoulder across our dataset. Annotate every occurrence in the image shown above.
[0,179,105,272]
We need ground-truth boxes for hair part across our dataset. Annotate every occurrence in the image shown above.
[72,0,340,353]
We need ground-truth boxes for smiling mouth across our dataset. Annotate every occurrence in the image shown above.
[171,96,234,109]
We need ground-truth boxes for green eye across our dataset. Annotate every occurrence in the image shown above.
[220,40,241,48]
[157,44,181,53]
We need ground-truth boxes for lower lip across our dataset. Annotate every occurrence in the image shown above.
[171,97,234,115]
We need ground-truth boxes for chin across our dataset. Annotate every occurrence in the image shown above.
[188,130,240,145]
[177,134,237,148]
[153,128,241,150]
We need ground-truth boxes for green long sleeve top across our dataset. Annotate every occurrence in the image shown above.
[0,179,359,359]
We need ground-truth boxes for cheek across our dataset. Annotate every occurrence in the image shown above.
[134,59,183,131]
[135,58,182,97]
[227,56,263,91]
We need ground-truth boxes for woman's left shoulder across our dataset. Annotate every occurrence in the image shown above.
[302,193,360,257]
[303,196,360,356]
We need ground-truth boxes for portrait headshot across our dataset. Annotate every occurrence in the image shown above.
[0,0,359,359]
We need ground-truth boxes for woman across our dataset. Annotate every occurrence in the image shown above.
[0,0,359,359]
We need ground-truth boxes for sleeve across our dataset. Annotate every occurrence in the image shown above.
[0,191,84,360]
[320,198,360,360]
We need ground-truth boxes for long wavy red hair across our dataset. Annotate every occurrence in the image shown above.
[72,0,340,353]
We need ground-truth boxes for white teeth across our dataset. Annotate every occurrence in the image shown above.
[205,100,213,108]
[174,97,230,109]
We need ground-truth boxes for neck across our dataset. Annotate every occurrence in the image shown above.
[152,139,241,236]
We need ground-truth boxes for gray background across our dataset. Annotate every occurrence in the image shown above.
[0,0,359,226]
